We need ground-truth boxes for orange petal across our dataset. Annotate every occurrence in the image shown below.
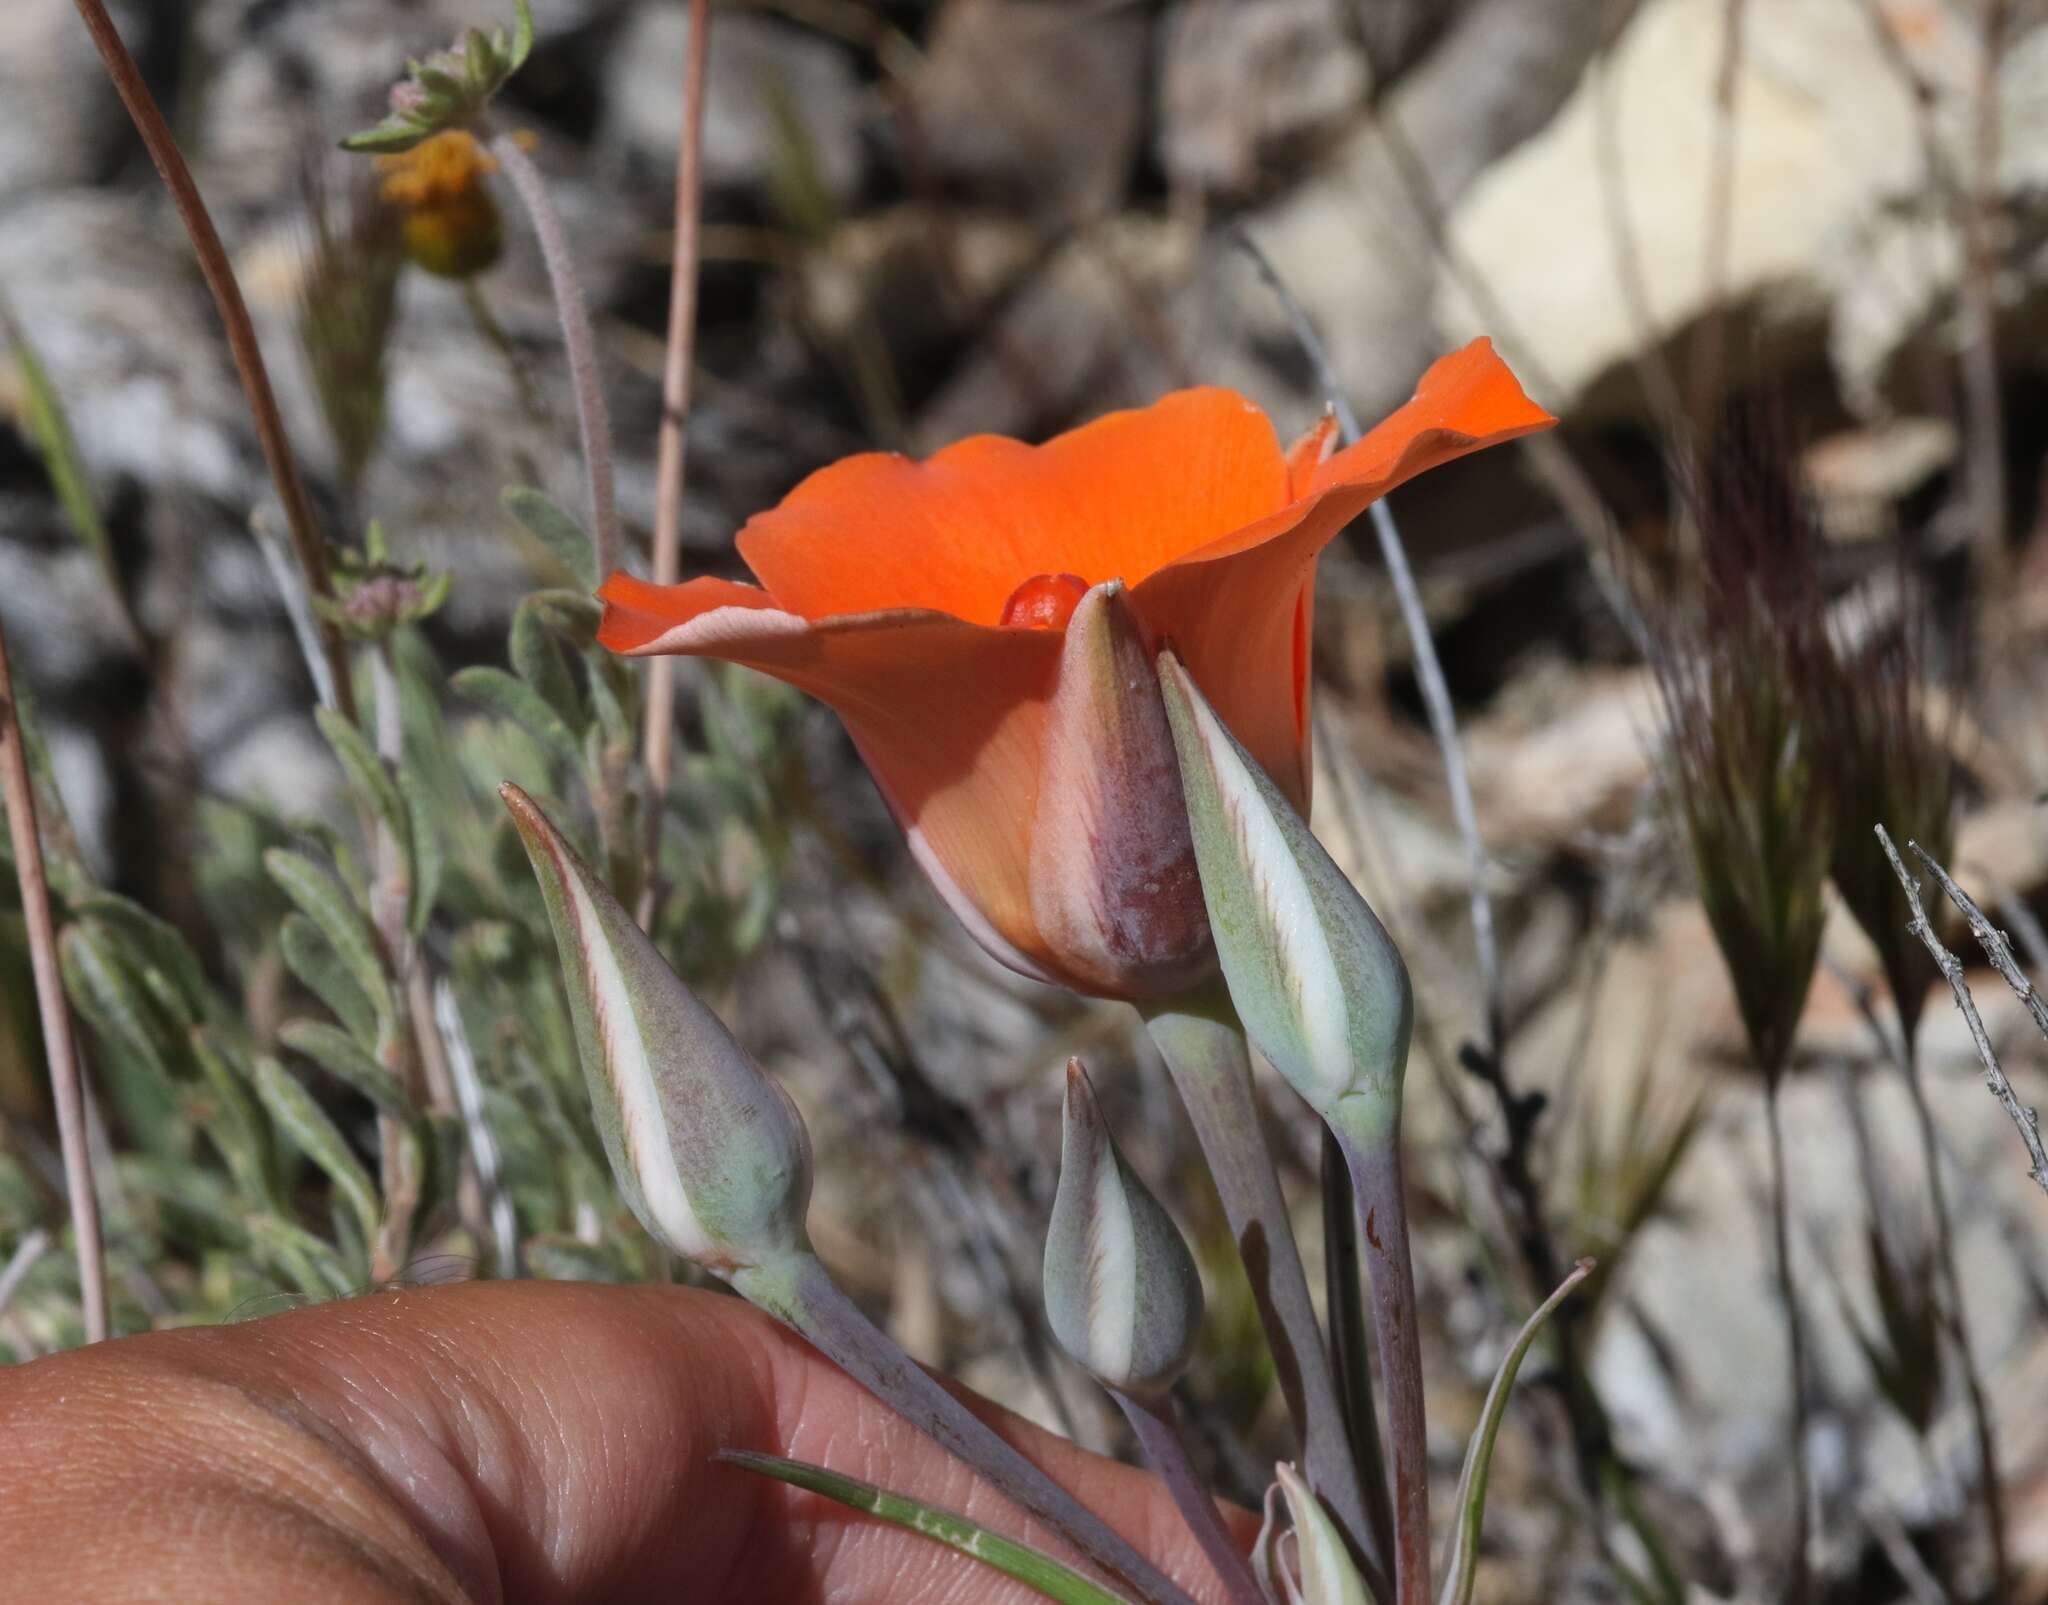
[1308,336,1554,501]
[734,388,1291,624]
[1133,339,1554,807]
[597,571,1072,985]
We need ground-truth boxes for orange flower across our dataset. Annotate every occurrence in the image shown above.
[600,339,1553,996]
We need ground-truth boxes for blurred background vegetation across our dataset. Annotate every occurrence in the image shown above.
[4,1,2048,1599]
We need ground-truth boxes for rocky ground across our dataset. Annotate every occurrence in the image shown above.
[5,1,2048,1600]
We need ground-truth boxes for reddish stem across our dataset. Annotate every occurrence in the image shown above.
[0,625,107,1342]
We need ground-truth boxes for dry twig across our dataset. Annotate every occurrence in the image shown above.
[1877,827,2048,1195]
[0,627,106,1340]
[639,0,713,925]
[68,0,352,720]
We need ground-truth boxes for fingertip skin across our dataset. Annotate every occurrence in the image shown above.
[0,1281,1244,1605]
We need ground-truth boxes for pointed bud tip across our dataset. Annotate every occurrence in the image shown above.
[505,781,813,1276]
[1045,1059,1203,1398]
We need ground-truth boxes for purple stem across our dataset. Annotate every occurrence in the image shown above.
[1145,994,1391,1600]
[1111,1388,1265,1605]
[1335,1120,1429,1605]
[734,1251,1194,1605]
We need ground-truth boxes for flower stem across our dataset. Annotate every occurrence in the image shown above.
[1111,1388,1264,1605]
[1897,1031,2009,1592]
[1143,990,1389,1600]
[1321,1127,1392,1555]
[1763,1077,1811,1605]
[491,132,620,582]
[67,0,353,723]
[637,0,713,925]
[0,626,107,1341]
[1332,1112,1428,1605]
[733,1251,1195,1605]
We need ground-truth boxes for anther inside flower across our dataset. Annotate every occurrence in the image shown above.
[599,340,1554,997]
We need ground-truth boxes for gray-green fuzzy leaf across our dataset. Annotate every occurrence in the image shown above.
[280,1019,410,1118]
[280,912,379,1048]
[453,666,583,773]
[503,486,597,590]
[253,1057,382,1258]
[265,850,394,1035]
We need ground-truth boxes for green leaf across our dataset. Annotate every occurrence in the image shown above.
[59,920,175,1084]
[253,1057,382,1258]
[279,1019,409,1118]
[503,486,597,590]
[1437,1260,1595,1605]
[510,594,583,734]
[190,1027,278,1207]
[0,300,113,584]
[264,849,395,1036]
[340,119,434,156]
[280,913,379,1048]
[400,767,443,938]
[316,707,411,862]
[245,1212,358,1300]
[586,651,634,753]
[453,666,582,773]
[716,1452,1131,1605]
[68,891,217,1027]
[509,0,536,71]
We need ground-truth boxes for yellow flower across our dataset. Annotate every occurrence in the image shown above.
[375,131,503,280]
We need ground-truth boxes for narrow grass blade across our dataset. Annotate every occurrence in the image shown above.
[1437,1260,1596,1605]
[716,1450,1135,1605]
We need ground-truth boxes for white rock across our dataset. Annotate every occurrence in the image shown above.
[1156,0,1368,197]
[1436,0,2048,418]
[605,8,865,206]
[910,0,1148,222]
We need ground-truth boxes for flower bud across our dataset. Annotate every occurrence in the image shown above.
[1156,649,1410,1128]
[1260,1462,1376,1605]
[1028,580,1214,1000]
[1042,1059,1203,1399]
[501,783,812,1273]
[342,1,535,154]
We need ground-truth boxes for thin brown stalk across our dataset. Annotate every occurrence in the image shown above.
[1763,1078,1812,1605]
[1590,35,1689,436]
[0,625,107,1342]
[1961,0,2010,578]
[68,0,352,722]
[1898,1028,2010,1591]
[1688,0,1748,428]
[1880,828,2048,1194]
[637,0,713,927]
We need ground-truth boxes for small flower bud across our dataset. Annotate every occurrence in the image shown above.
[1028,579,1214,1000]
[501,783,812,1274]
[1261,1462,1375,1605]
[1156,649,1411,1128]
[1042,1059,1203,1399]
[342,0,536,154]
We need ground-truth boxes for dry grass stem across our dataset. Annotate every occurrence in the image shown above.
[1878,827,2048,1195]
[0,626,106,1341]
